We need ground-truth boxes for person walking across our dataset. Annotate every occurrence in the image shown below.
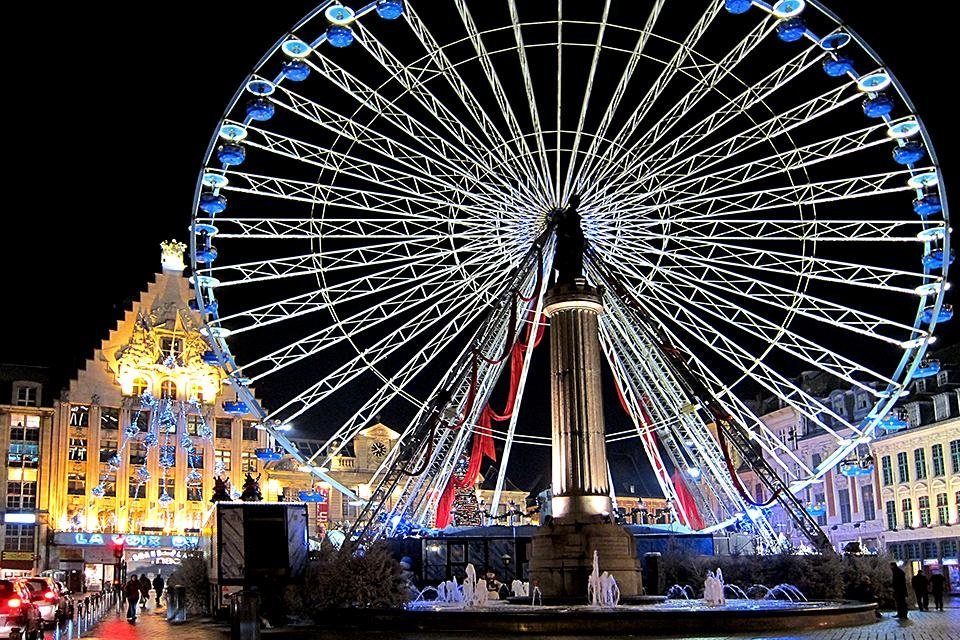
[911,570,929,612]
[891,562,908,619]
[930,571,945,612]
[124,576,141,622]
[152,573,165,607]
[138,574,151,610]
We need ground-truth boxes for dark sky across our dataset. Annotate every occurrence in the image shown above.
[4,1,955,375]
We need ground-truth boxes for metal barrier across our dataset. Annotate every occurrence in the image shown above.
[52,589,116,640]
[229,590,260,640]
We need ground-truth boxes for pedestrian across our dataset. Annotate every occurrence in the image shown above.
[930,571,945,612]
[124,576,141,622]
[911,570,929,612]
[138,574,151,609]
[153,573,165,608]
[890,562,908,619]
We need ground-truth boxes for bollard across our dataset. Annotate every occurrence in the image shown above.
[173,585,188,623]
[166,587,177,620]
[643,552,662,596]
[231,591,260,640]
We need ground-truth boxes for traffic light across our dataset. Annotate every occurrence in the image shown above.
[112,535,126,560]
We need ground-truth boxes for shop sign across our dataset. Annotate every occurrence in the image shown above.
[130,548,186,565]
[1,551,34,561]
[54,533,200,548]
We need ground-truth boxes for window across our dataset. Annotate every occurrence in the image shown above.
[189,384,206,403]
[902,498,914,528]
[861,483,876,521]
[886,500,897,530]
[215,418,232,440]
[67,472,86,495]
[897,452,909,484]
[922,541,938,559]
[915,448,928,480]
[881,456,893,486]
[135,411,150,432]
[8,413,40,468]
[936,493,949,525]
[855,394,868,410]
[188,451,204,469]
[814,491,827,525]
[100,406,119,430]
[838,488,851,524]
[943,540,959,558]
[187,415,204,436]
[918,495,931,526]
[831,395,845,416]
[937,370,948,386]
[904,542,921,560]
[129,474,146,499]
[132,377,149,397]
[951,439,960,474]
[934,393,951,421]
[915,378,927,393]
[14,384,39,406]
[342,498,359,519]
[69,405,90,427]
[903,402,921,427]
[889,544,902,560]
[7,480,37,510]
[187,486,203,501]
[242,421,259,441]
[101,469,117,497]
[129,441,147,466]
[68,437,88,462]
[215,449,231,472]
[241,451,258,473]
[160,379,177,400]
[158,477,175,500]
[99,438,118,463]
[159,445,176,468]
[160,337,183,358]
[932,444,945,477]
[3,524,35,552]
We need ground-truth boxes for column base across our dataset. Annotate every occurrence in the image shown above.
[529,521,643,599]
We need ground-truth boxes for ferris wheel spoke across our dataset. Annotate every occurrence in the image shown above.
[638,123,890,205]
[200,215,499,239]
[601,42,827,197]
[241,125,528,217]
[570,0,666,196]
[558,0,611,204]
[453,0,554,201]
[583,19,776,198]
[606,218,929,244]
[572,1,725,192]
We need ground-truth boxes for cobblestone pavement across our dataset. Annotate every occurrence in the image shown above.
[65,603,959,639]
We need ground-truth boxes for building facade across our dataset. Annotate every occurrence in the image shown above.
[36,242,270,586]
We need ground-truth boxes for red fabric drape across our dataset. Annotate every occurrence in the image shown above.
[671,470,705,530]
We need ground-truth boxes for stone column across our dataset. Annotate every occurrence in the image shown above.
[545,281,611,522]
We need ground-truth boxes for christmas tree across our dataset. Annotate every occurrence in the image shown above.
[451,455,482,526]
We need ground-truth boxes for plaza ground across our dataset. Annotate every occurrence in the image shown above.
[50,600,959,640]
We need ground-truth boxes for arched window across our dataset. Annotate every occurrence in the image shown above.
[160,379,178,400]
[132,377,149,397]
[190,383,205,403]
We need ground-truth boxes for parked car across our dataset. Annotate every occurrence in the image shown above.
[21,577,68,628]
[0,579,40,640]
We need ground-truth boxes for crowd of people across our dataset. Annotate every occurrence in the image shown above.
[120,572,166,622]
[889,562,947,619]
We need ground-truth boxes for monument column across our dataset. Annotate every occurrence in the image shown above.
[545,283,611,521]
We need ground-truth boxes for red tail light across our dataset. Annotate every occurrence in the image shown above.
[7,597,21,608]
[44,590,57,600]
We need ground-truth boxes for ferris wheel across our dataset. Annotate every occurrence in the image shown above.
[189,0,949,550]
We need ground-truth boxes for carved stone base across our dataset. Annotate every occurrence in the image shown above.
[529,519,643,599]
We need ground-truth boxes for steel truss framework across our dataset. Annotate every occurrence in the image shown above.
[189,0,949,551]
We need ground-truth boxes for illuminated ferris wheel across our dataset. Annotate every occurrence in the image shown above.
[189,0,949,550]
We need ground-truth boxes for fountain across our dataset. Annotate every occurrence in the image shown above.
[665,584,695,599]
[703,569,726,606]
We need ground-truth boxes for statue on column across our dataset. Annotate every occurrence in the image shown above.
[553,195,585,285]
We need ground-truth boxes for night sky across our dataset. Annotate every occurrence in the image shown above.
[5,2,956,409]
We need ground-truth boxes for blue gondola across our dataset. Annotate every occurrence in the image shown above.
[892,142,926,166]
[298,490,328,503]
[255,447,284,462]
[376,0,404,19]
[724,0,752,13]
[805,504,826,517]
[327,25,354,48]
[777,18,806,42]
[822,55,853,77]
[862,95,894,118]
[196,245,218,264]
[923,249,954,270]
[217,143,246,166]
[839,457,874,477]
[199,193,227,214]
[878,414,908,432]
[202,350,221,366]
[914,195,943,217]
[921,304,953,324]
[223,400,249,414]
[913,360,940,379]
[246,98,275,122]
[282,60,310,82]
[189,298,218,314]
